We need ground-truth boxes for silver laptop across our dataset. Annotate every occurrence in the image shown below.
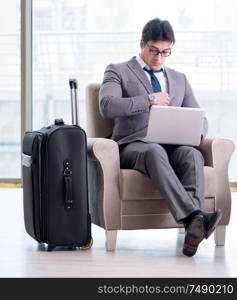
[143,106,205,146]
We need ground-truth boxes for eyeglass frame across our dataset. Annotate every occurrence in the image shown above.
[146,43,172,57]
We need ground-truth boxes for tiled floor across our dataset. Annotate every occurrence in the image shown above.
[0,188,236,278]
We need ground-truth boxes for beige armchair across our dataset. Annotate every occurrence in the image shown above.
[86,83,235,251]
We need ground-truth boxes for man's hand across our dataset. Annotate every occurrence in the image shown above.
[150,92,170,106]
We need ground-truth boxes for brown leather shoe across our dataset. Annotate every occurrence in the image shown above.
[204,209,222,239]
[183,214,205,257]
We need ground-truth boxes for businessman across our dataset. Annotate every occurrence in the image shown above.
[99,18,222,257]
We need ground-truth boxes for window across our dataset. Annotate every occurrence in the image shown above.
[0,1,20,178]
[32,0,237,181]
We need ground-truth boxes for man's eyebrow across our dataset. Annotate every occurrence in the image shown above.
[149,45,159,50]
[150,45,170,51]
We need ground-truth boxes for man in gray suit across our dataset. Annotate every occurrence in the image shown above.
[99,18,222,257]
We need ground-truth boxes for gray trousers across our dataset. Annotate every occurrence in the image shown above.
[119,142,205,222]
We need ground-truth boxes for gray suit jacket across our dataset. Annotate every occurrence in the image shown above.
[99,56,208,146]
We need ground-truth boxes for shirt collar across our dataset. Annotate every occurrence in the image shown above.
[136,54,148,69]
[136,54,164,72]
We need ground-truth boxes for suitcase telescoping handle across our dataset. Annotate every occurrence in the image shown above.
[69,78,79,126]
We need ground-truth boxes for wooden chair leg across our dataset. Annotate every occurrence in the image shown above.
[105,230,117,251]
[178,227,185,234]
[214,225,226,246]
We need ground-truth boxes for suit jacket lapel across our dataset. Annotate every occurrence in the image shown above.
[127,58,176,101]
[127,57,153,93]
[164,66,175,102]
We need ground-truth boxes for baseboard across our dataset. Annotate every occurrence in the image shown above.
[0,179,22,188]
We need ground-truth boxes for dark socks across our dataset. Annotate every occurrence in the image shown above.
[180,210,202,228]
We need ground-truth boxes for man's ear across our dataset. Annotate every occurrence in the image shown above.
[140,40,145,49]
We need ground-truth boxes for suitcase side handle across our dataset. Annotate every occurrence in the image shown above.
[63,160,73,210]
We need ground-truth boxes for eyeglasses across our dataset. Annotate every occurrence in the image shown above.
[146,43,171,57]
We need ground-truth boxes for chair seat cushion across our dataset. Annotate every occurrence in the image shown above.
[120,166,215,200]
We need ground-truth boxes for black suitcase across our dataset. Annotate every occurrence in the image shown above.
[22,79,92,251]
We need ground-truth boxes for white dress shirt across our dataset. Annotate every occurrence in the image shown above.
[136,55,168,93]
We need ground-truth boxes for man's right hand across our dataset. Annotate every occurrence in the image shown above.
[150,92,170,106]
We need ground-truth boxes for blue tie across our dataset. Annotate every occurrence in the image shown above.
[144,67,163,93]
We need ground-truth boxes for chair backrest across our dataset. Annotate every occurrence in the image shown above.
[85,83,114,138]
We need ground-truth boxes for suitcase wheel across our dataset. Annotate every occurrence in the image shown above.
[47,244,56,252]
[80,238,93,250]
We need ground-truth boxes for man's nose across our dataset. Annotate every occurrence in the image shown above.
[156,53,163,61]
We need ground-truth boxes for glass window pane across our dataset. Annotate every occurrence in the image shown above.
[0,0,20,178]
[33,0,237,181]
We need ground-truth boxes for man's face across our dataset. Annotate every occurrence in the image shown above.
[140,40,172,70]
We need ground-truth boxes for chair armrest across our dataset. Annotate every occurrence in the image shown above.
[87,138,121,229]
[198,138,235,225]
[197,138,234,167]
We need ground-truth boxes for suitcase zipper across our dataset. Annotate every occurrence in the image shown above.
[37,133,44,241]
[38,132,48,242]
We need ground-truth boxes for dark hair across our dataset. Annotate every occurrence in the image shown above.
[142,18,175,44]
